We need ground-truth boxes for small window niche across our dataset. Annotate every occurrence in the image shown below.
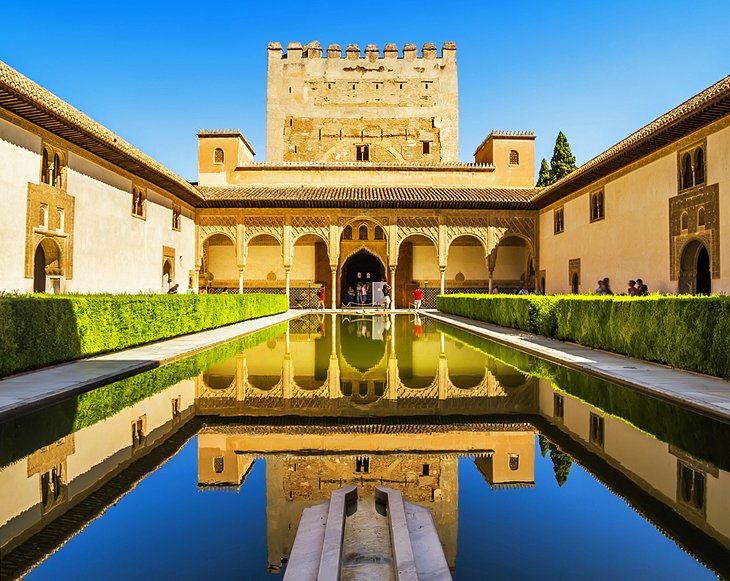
[132,186,147,219]
[358,225,369,240]
[508,454,520,471]
[553,393,564,419]
[589,413,604,447]
[509,149,520,165]
[56,208,65,233]
[342,225,353,240]
[356,144,370,162]
[590,190,605,222]
[213,148,224,165]
[554,207,565,234]
[422,141,432,155]
[677,461,706,512]
[172,204,181,231]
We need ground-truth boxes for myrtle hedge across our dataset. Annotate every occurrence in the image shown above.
[0,322,287,468]
[0,293,288,377]
[436,294,730,378]
[437,323,730,471]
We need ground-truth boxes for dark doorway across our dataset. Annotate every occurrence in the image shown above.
[697,245,711,294]
[340,250,385,305]
[33,244,46,292]
[571,272,579,294]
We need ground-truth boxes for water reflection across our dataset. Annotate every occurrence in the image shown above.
[196,314,536,416]
[0,315,728,579]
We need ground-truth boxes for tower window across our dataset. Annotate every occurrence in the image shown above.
[213,148,224,164]
[590,190,605,222]
[554,207,564,234]
[422,141,431,155]
[509,150,520,165]
[356,144,370,161]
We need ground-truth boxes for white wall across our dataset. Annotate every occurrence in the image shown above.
[0,118,41,292]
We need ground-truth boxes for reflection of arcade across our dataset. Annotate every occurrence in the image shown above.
[196,421,536,574]
[194,314,539,416]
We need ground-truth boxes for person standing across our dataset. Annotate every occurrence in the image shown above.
[413,286,423,311]
[382,280,391,311]
[636,278,649,295]
[356,282,362,305]
[347,286,355,306]
[361,283,368,306]
[317,285,326,309]
[627,280,638,296]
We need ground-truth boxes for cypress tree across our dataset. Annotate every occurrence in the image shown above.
[536,158,551,187]
[550,131,577,182]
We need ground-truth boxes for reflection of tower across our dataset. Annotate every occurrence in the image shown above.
[474,431,536,489]
[265,454,459,572]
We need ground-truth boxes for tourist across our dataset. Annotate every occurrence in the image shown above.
[317,285,326,309]
[596,280,604,294]
[167,283,179,294]
[518,287,529,295]
[414,313,422,336]
[383,280,391,311]
[627,280,638,296]
[602,277,613,295]
[413,286,423,311]
[491,285,500,294]
[636,278,649,295]
[356,282,362,305]
[361,283,368,305]
[347,286,355,305]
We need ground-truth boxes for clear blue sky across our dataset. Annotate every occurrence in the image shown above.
[2,1,729,182]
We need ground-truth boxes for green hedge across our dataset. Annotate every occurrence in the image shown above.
[0,322,287,468]
[437,323,730,471]
[0,293,288,377]
[436,294,730,378]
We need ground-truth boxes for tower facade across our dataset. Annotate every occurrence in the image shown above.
[266,41,458,163]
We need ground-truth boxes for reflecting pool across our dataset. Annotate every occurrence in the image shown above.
[0,314,728,580]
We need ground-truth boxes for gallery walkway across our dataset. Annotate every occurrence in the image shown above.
[423,310,730,424]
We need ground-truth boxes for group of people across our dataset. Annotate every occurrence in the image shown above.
[595,277,649,296]
[345,282,373,306]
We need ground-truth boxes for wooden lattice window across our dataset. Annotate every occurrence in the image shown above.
[358,225,368,240]
[214,148,224,164]
[509,150,519,165]
[343,225,353,240]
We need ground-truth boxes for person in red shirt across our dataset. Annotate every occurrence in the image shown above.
[317,285,326,309]
[413,286,423,311]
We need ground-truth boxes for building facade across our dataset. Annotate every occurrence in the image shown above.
[1,45,729,299]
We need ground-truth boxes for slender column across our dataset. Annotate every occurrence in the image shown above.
[390,267,396,311]
[440,267,446,295]
[489,269,494,293]
[193,269,200,294]
[238,268,244,294]
[331,267,337,310]
[285,267,291,306]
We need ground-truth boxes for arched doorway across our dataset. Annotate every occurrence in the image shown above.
[162,259,173,291]
[679,240,711,295]
[340,250,385,305]
[491,235,535,292]
[201,233,236,292]
[571,272,579,294]
[33,238,62,293]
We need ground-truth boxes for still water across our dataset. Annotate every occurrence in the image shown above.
[0,314,728,580]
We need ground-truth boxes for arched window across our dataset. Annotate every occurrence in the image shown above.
[694,148,705,185]
[358,225,368,240]
[342,225,353,240]
[698,207,706,228]
[374,226,385,240]
[682,153,693,190]
[52,153,61,187]
[509,150,520,165]
[214,148,224,164]
[41,148,50,184]
[680,211,689,231]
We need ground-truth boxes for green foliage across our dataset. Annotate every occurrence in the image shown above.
[0,322,287,468]
[0,293,288,377]
[538,434,550,458]
[549,131,577,182]
[436,293,730,378]
[436,321,730,471]
[549,444,573,487]
[536,158,552,187]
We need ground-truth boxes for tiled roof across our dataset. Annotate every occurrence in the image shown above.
[198,185,540,209]
[0,60,203,206]
[533,73,730,208]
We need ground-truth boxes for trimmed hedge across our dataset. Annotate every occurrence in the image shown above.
[437,323,730,471]
[0,321,287,468]
[0,293,288,377]
[436,294,730,378]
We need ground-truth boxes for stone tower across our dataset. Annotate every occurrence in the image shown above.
[266,41,458,163]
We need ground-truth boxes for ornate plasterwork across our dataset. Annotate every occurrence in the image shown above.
[244,215,283,245]
[396,216,439,247]
[492,215,538,252]
[199,215,237,245]
[291,215,330,250]
[25,183,75,280]
[669,183,720,281]
[445,216,489,254]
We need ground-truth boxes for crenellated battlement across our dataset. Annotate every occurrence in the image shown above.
[268,41,456,61]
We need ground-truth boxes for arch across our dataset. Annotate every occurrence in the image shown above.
[374,226,385,240]
[340,249,385,305]
[444,340,489,390]
[679,239,711,295]
[41,147,50,184]
[201,233,236,291]
[342,225,353,240]
[214,148,224,164]
[292,234,330,306]
[292,231,329,248]
[694,148,705,185]
[33,238,62,293]
[202,358,237,390]
[162,258,173,290]
[680,211,689,231]
[447,233,488,257]
[358,225,369,240]
[509,150,519,165]
[52,152,61,187]
[395,233,438,308]
[697,206,706,228]
[491,234,535,291]
[682,153,693,189]
[246,338,286,391]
